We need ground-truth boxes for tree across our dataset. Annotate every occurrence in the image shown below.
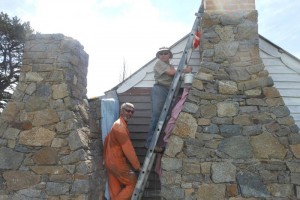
[119,58,131,82]
[0,12,34,111]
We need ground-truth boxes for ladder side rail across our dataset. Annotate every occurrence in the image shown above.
[147,0,204,155]
[149,1,204,144]
[131,55,189,199]
[132,151,157,200]
[131,2,204,199]
[147,2,204,155]
[168,1,204,103]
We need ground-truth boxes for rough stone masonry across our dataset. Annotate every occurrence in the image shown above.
[0,0,300,200]
[0,34,103,199]
[160,1,300,199]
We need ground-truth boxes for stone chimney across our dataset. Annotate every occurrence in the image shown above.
[0,34,102,199]
[161,0,300,199]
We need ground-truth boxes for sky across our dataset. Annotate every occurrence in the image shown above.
[1,0,300,98]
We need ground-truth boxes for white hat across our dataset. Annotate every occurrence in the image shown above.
[156,47,173,58]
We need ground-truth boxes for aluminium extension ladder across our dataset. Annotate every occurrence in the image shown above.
[131,2,204,200]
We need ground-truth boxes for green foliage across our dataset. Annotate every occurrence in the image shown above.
[0,12,34,111]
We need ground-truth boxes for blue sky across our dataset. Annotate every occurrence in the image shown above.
[1,0,299,97]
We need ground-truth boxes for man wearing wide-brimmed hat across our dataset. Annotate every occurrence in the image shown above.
[145,47,192,153]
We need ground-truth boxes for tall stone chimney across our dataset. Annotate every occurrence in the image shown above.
[0,34,102,199]
[161,0,300,199]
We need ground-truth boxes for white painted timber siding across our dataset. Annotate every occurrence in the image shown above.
[260,37,300,128]
[115,35,300,128]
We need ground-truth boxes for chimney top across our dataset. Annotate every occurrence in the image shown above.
[204,0,255,12]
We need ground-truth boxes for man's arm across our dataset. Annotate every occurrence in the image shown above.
[115,125,141,171]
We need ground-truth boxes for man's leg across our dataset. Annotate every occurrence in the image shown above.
[107,171,122,200]
[115,170,137,200]
[146,84,168,148]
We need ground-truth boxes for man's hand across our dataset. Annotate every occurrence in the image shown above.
[183,66,192,73]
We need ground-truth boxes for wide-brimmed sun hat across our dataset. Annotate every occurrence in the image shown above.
[156,47,173,58]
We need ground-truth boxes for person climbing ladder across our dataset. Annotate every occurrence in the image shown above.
[145,47,192,153]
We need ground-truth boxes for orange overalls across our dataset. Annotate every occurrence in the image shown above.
[104,117,141,200]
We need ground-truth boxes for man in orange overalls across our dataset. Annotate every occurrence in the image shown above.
[104,102,141,200]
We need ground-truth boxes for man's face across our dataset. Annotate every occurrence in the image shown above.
[121,106,135,121]
[158,51,171,62]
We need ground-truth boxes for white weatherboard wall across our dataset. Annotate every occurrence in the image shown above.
[260,36,300,128]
